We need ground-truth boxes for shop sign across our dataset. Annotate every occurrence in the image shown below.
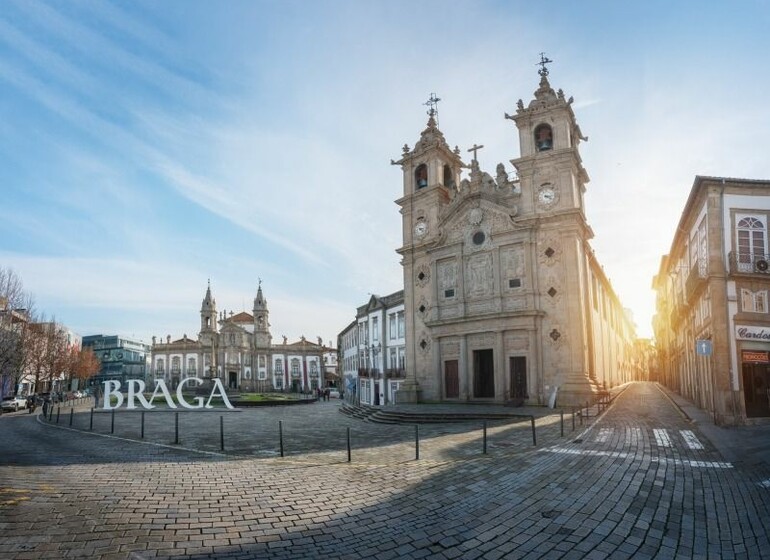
[742,351,770,364]
[735,325,770,341]
[103,377,234,410]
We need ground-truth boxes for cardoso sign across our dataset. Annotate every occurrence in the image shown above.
[735,325,770,341]
[103,377,234,410]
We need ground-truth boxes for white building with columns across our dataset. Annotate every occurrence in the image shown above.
[151,281,332,393]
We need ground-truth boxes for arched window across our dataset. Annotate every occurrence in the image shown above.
[737,216,767,272]
[443,164,454,187]
[415,164,428,189]
[534,124,553,151]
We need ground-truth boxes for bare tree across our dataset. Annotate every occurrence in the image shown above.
[0,267,35,397]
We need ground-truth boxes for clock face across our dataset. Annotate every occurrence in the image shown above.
[538,187,556,206]
[414,220,428,237]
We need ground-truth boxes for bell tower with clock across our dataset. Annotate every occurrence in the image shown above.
[508,54,590,219]
[393,95,465,402]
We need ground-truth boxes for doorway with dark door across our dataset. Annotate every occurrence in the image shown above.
[509,356,527,405]
[445,360,459,398]
[228,371,237,390]
[473,349,495,398]
[742,361,770,417]
[374,382,380,405]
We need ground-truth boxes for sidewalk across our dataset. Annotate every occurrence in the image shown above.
[657,383,770,468]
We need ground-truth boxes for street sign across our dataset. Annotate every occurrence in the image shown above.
[696,340,712,356]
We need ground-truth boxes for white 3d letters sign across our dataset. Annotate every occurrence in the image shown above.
[103,378,234,410]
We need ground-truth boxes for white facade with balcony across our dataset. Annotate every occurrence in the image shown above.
[338,291,405,406]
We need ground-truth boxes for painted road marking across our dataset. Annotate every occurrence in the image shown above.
[626,427,641,445]
[654,429,672,447]
[544,448,732,469]
[680,430,704,450]
[595,428,613,443]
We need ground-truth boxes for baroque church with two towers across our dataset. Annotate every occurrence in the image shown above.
[392,59,637,407]
[150,281,331,393]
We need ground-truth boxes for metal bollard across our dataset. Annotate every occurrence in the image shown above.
[90,407,94,430]
[585,401,589,418]
[279,420,284,457]
[560,410,564,437]
[220,416,224,451]
[572,407,575,431]
[69,408,73,426]
[347,427,351,463]
[174,412,179,444]
[141,411,145,439]
[483,421,488,454]
[56,406,60,424]
[531,416,537,446]
[415,425,420,460]
[111,409,115,433]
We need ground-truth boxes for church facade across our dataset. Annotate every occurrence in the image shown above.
[393,66,637,407]
[150,282,331,393]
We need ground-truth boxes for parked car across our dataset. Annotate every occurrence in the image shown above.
[1,395,28,412]
[327,388,341,399]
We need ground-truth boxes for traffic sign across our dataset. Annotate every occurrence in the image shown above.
[696,340,712,356]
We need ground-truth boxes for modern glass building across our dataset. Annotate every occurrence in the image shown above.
[81,335,151,387]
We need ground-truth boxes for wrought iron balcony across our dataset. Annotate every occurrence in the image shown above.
[386,368,406,379]
[729,251,770,275]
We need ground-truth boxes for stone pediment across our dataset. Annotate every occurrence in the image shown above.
[220,322,247,334]
[435,197,519,247]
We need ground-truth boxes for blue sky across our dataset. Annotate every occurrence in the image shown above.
[1,0,769,343]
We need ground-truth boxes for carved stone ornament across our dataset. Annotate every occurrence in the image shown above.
[418,333,432,354]
[469,208,483,226]
[416,263,431,287]
[538,235,562,266]
[417,297,430,318]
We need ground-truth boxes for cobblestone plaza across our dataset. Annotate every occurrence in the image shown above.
[1,382,769,559]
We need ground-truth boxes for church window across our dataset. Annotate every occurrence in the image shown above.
[534,124,553,151]
[418,304,426,314]
[187,358,196,375]
[171,357,181,374]
[259,355,266,367]
[472,231,486,245]
[444,289,455,298]
[291,359,301,379]
[736,215,767,273]
[544,247,555,258]
[397,312,405,338]
[443,165,453,187]
[372,317,379,342]
[549,329,561,341]
[418,272,425,281]
[389,314,396,340]
[156,359,164,374]
[415,164,428,189]
[509,278,522,288]
[548,287,557,297]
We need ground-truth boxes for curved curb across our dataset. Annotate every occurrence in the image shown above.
[654,382,692,422]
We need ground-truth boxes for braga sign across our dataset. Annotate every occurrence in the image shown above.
[735,325,770,341]
[103,377,234,410]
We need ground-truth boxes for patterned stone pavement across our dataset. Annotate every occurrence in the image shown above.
[1,382,769,559]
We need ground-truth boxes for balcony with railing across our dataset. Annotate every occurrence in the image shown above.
[385,368,406,379]
[729,252,770,275]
